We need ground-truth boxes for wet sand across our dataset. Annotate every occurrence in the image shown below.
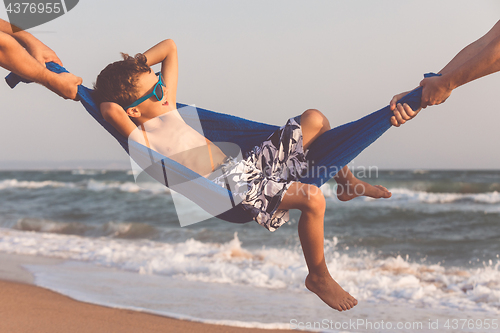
[0,253,296,333]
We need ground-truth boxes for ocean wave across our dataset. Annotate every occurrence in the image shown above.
[321,184,500,204]
[71,169,108,175]
[13,218,161,239]
[1,228,498,314]
[0,179,71,190]
[0,178,170,194]
[387,188,500,204]
[2,177,499,204]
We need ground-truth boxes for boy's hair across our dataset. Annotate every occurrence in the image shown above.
[94,53,151,108]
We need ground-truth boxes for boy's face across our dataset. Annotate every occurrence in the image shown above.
[129,70,169,119]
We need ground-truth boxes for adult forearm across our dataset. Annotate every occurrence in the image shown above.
[444,35,500,89]
[438,38,489,76]
[0,19,36,49]
[439,21,500,75]
[0,23,80,99]
[438,20,500,87]
[0,19,14,34]
[0,32,51,83]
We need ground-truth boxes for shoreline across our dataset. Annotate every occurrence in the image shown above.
[0,252,297,333]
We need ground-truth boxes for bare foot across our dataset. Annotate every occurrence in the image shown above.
[337,178,391,202]
[305,273,358,311]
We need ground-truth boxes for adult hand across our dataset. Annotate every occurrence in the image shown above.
[419,75,453,108]
[389,90,422,127]
[25,39,63,67]
[45,72,83,100]
[27,41,81,100]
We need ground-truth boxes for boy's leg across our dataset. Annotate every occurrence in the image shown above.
[300,109,331,150]
[283,109,390,311]
[299,109,391,201]
[278,182,357,311]
[334,166,391,201]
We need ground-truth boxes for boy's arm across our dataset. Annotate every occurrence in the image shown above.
[100,102,138,138]
[143,39,178,108]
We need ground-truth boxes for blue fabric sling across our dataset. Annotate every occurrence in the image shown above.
[6,62,432,223]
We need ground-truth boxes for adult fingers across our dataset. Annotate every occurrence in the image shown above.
[407,103,423,118]
[397,103,412,120]
[52,56,63,66]
[420,99,429,109]
[419,79,430,109]
[390,95,398,111]
[403,103,418,118]
[47,54,63,66]
[390,116,400,127]
[393,104,406,125]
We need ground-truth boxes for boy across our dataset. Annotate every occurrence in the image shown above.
[95,39,412,312]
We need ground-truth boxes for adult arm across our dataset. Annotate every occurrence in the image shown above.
[419,20,500,108]
[0,19,62,67]
[0,19,81,99]
[389,20,500,125]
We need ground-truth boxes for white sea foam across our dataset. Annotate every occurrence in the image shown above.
[366,188,500,204]
[71,169,108,175]
[0,178,170,194]
[320,184,500,205]
[13,218,160,239]
[1,228,498,315]
[0,179,71,190]
[85,179,169,194]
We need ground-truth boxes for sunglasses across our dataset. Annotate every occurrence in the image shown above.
[125,72,165,109]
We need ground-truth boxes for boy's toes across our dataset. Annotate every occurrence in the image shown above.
[375,185,391,198]
[347,296,357,308]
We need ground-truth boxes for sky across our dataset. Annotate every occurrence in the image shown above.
[0,0,499,170]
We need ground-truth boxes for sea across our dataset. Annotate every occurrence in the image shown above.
[0,169,499,332]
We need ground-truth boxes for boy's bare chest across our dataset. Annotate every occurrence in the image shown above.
[145,119,206,157]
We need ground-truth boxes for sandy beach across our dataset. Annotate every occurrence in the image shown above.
[0,253,296,333]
